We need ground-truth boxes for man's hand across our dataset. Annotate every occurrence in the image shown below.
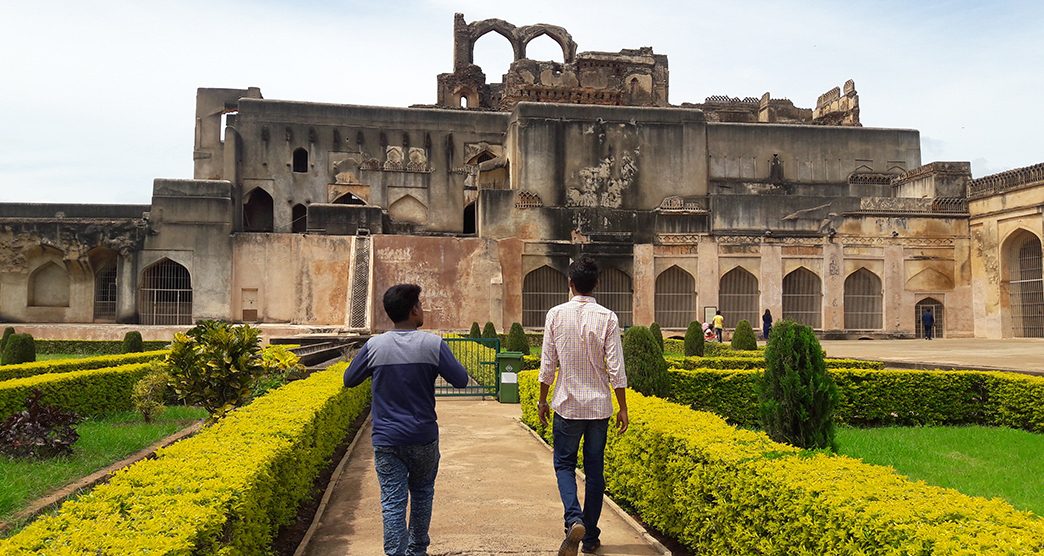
[538,400,550,426]
[616,408,629,434]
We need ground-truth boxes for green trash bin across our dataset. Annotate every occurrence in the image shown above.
[496,351,524,403]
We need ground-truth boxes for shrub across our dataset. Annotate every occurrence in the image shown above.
[252,344,307,399]
[122,331,144,353]
[469,322,481,338]
[670,356,884,371]
[759,320,838,449]
[132,362,169,423]
[649,322,664,353]
[0,363,153,421]
[0,350,169,382]
[1,333,36,365]
[0,326,14,354]
[167,321,263,419]
[505,322,531,355]
[683,321,704,356]
[0,389,80,459]
[622,326,670,398]
[481,321,498,340]
[34,339,168,356]
[730,319,758,350]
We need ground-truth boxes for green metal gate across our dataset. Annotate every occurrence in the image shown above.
[440,337,500,397]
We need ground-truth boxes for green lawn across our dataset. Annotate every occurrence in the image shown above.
[836,426,1044,516]
[0,406,207,523]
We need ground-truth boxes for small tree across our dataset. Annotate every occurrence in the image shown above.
[122,331,144,353]
[649,322,664,353]
[0,390,79,458]
[132,362,169,423]
[684,321,705,356]
[505,322,531,355]
[622,326,670,398]
[759,320,838,450]
[0,327,15,354]
[1,333,36,365]
[166,320,263,419]
[482,321,498,340]
[731,320,758,350]
[469,322,482,338]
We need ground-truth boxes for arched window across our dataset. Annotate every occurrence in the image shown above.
[915,297,945,339]
[333,192,366,205]
[94,263,118,321]
[388,195,428,224]
[844,268,883,330]
[139,259,192,325]
[654,266,695,328]
[473,30,515,81]
[28,262,70,307]
[1005,232,1043,337]
[292,147,308,173]
[460,96,469,109]
[243,188,274,232]
[599,267,633,328]
[291,204,307,233]
[719,267,759,328]
[522,266,568,327]
[782,267,822,328]
[463,202,476,235]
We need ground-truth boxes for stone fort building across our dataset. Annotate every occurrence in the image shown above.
[1,14,1041,339]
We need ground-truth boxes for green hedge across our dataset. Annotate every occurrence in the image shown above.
[445,335,498,386]
[0,350,169,382]
[0,363,372,554]
[0,363,153,420]
[34,339,169,356]
[668,367,1044,432]
[669,355,884,370]
[518,370,1044,554]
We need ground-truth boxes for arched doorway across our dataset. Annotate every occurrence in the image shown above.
[522,265,568,327]
[782,267,822,328]
[93,263,118,321]
[291,204,307,233]
[915,297,945,339]
[1004,231,1044,337]
[243,188,274,232]
[719,267,759,328]
[28,262,70,307]
[599,267,633,328]
[463,202,476,235]
[844,268,883,330]
[139,259,193,325]
[654,266,695,328]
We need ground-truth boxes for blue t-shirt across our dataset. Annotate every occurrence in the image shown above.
[343,330,469,447]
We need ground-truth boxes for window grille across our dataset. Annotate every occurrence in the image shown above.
[719,267,759,328]
[522,266,568,327]
[844,268,883,330]
[139,259,193,325]
[782,267,822,328]
[94,264,118,321]
[599,268,633,328]
[914,297,945,339]
[654,266,696,328]
[1008,236,1044,337]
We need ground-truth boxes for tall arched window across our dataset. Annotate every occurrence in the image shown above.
[243,188,274,232]
[844,268,883,330]
[522,266,568,327]
[654,266,695,328]
[463,202,476,235]
[139,259,193,325]
[599,268,633,328]
[292,147,308,173]
[915,297,945,339]
[291,204,307,233]
[28,262,70,307]
[719,267,759,328]
[1004,231,1043,337]
[782,267,822,328]
[94,264,118,321]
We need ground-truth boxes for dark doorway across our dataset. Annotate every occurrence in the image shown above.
[292,148,308,173]
[292,204,307,233]
[463,202,476,234]
[243,188,274,232]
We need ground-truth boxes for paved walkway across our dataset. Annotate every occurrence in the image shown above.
[301,400,662,556]
[819,338,1044,375]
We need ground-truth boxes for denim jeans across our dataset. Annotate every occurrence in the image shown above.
[552,413,609,544]
[373,439,440,556]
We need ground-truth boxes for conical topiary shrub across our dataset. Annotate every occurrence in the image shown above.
[482,322,498,340]
[649,322,664,353]
[684,321,704,356]
[1,333,36,365]
[622,326,670,398]
[731,319,758,350]
[505,322,531,355]
[0,327,14,354]
[469,322,481,338]
[759,320,838,450]
[122,331,144,353]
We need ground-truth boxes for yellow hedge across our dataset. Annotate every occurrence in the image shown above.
[0,350,169,381]
[0,363,372,555]
[519,370,1044,554]
[0,363,153,420]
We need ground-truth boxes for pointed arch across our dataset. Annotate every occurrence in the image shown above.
[600,267,633,327]
[844,268,883,330]
[719,267,759,327]
[522,32,565,62]
[915,297,945,339]
[292,147,309,173]
[655,266,696,328]
[522,265,568,327]
[28,261,70,307]
[243,187,274,232]
[472,28,516,81]
[1002,229,1043,337]
[139,258,192,325]
[782,267,822,328]
[333,192,366,205]
[388,195,428,225]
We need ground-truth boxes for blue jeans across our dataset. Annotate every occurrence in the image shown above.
[552,414,609,544]
[373,439,440,556]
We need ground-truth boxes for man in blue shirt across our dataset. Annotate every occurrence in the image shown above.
[344,284,469,556]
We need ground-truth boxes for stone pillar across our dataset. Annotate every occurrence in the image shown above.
[884,245,904,333]
[115,252,138,324]
[759,242,783,330]
[633,244,655,325]
[697,238,720,323]
[822,242,844,331]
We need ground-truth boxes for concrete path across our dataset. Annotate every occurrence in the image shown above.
[819,338,1044,375]
[301,400,662,556]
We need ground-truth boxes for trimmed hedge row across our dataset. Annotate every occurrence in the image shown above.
[518,370,1044,554]
[0,363,153,420]
[34,339,169,355]
[668,367,1044,431]
[669,355,885,370]
[0,350,169,381]
[0,363,372,555]
[445,335,498,386]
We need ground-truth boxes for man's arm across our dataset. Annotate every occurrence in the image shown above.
[614,387,628,433]
[537,309,558,426]
[343,343,373,388]
[438,341,470,388]
[605,316,629,433]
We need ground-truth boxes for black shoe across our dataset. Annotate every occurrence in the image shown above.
[558,522,586,556]
[581,539,601,553]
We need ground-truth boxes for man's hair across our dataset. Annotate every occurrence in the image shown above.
[384,284,421,323]
[568,255,599,294]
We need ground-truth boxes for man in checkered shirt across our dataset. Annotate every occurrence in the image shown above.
[538,255,629,556]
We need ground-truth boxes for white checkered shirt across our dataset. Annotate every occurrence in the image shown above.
[539,295,627,420]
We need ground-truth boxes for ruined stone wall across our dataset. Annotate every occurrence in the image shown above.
[812,80,860,126]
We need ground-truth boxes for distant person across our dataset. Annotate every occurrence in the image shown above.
[922,307,935,340]
[713,310,725,343]
[762,309,773,340]
[538,254,629,556]
[344,284,469,556]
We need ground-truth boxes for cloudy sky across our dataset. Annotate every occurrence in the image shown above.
[1,0,1041,204]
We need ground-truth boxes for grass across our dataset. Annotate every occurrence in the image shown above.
[0,405,207,523]
[836,426,1044,516]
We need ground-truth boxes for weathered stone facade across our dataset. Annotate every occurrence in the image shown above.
[0,14,1040,339]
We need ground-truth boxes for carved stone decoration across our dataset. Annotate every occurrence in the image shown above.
[514,190,544,208]
[566,147,640,208]
[406,147,429,172]
[859,197,933,213]
[333,158,360,184]
[359,158,381,171]
[384,146,404,171]
[657,233,701,245]
[657,195,706,212]
[829,256,841,276]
